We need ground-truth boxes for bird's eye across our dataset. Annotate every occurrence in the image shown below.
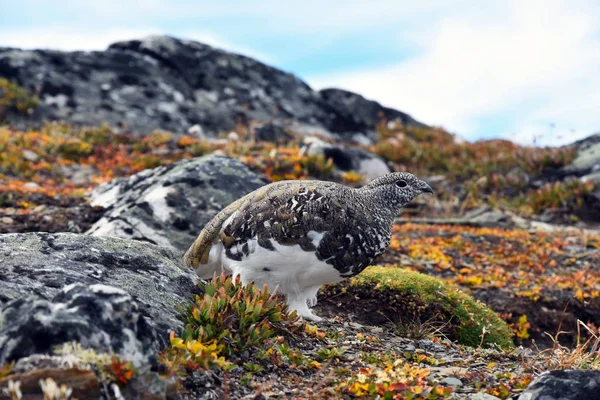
[396,180,407,188]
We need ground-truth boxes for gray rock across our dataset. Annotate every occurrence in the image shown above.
[558,136,600,221]
[87,155,266,255]
[470,393,501,400]
[302,137,391,180]
[0,232,198,353]
[518,370,600,400]
[251,121,293,143]
[564,139,600,178]
[0,35,426,140]
[0,283,155,367]
[441,377,463,386]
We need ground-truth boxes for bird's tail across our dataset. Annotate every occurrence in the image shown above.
[184,241,225,279]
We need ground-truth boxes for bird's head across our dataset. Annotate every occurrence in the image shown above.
[359,172,434,212]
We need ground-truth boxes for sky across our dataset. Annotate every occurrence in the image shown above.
[1,0,599,146]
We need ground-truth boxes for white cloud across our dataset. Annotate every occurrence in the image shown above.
[308,0,600,146]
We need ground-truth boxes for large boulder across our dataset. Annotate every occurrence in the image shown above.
[518,370,600,400]
[0,35,425,140]
[0,232,198,365]
[87,155,266,255]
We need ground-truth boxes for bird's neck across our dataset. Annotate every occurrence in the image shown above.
[356,186,403,227]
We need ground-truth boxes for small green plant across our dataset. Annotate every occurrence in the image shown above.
[56,138,93,160]
[316,346,344,361]
[160,273,302,377]
[302,154,334,179]
[528,179,595,214]
[359,352,397,367]
[273,342,306,366]
[181,273,300,356]
[243,362,264,373]
[0,78,39,115]
[161,335,233,376]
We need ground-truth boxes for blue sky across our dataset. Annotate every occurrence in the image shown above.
[1,0,600,146]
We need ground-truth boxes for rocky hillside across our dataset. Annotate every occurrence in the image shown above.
[0,35,425,143]
[2,36,600,400]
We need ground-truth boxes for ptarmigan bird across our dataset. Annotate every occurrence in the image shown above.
[184,172,433,321]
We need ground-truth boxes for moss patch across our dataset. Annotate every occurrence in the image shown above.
[320,266,514,349]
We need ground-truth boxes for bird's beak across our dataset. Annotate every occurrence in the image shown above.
[420,182,434,194]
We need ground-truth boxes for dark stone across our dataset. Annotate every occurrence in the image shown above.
[0,232,198,359]
[251,122,293,143]
[87,155,267,255]
[518,370,600,400]
[0,35,426,140]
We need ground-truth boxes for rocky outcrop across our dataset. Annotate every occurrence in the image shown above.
[301,136,391,180]
[86,155,266,255]
[0,35,425,142]
[518,370,600,400]
[0,232,198,365]
[319,88,427,143]
[563,132,600,182]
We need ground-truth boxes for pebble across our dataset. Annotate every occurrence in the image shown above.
[441,377,463,386]
[22,149,39,162]
[346,322,365,330]
[470,393,501,400]
[1,217,14,225]
[370,327,384,333]
[23,182,41,190]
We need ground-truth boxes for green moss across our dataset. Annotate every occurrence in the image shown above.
[350,266,514,349]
